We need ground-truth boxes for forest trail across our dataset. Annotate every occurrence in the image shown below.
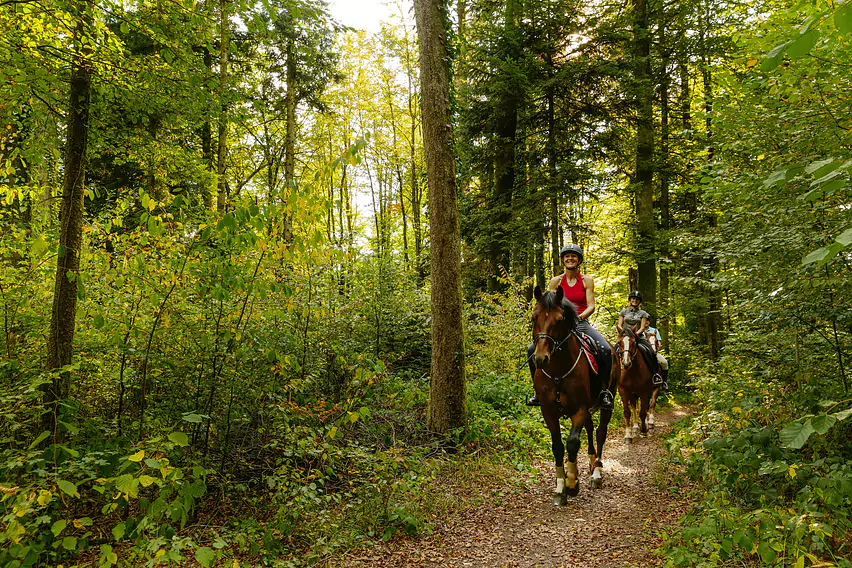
[338,406,692,568]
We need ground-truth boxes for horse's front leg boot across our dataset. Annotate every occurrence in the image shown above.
[565,462,580,497]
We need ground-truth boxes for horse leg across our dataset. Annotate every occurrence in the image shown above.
[584,409,596,474]
[591,406,612,489]
[564,410,585,497]
[619,385,633,444]
[648,386,660,429]
[542,413,567,506]
[639,391,650,437]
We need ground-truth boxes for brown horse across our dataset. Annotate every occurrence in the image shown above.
[531,286,620,505]
[616,328,661,442]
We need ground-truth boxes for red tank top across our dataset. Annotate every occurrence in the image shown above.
[560,273,588,314]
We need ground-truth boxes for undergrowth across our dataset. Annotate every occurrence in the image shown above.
[659,352,852,568]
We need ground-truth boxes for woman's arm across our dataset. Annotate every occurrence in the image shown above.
[639,317,649,335]
[579,276,595,321]
[617,315,624,333]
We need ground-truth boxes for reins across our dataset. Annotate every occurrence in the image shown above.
[536,331,585,387]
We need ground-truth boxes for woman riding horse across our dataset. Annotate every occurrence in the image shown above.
[530,286,619,504]
[616,291,664,440]
[616,290,666,383]
[526,243,614,409]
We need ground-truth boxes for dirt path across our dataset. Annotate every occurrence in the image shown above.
[338,406,692,568]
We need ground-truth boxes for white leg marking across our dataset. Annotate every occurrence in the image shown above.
[648,413,655,428]
[625,426,633,439]
[556,477,565,494]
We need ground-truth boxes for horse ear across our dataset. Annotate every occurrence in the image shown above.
[534,285,543,301]
[555,286,563,304]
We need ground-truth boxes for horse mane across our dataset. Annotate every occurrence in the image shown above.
[539,290,579,333]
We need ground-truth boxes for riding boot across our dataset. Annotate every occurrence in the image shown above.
[595,351,614,409]
[526,343,539,406]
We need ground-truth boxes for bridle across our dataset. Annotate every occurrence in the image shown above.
[533,329,583,384]
[616,331,638,365]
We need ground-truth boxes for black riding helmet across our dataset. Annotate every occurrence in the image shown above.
[628,290,642,302]
[559,243,584,264]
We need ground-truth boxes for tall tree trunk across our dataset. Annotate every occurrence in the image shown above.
[659,19,671,350]
[201,35,214,208]
[44,1,92,432]
[634,0,656,314]
[215,0,230,212]
[546,65,559,274]
[414,0,466,435]
[489,0,520,290]
[700,2,720,358]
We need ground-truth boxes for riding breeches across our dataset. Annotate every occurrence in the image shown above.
[656,352,668,370]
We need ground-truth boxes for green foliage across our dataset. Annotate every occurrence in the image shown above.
[661,354,852,566]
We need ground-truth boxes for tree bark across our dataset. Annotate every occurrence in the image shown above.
[44,0,92,432]
[633,0,656,315]
[414,0,467,435]
[659,18,671,349]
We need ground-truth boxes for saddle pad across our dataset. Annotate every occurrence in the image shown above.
[576,333,599,374]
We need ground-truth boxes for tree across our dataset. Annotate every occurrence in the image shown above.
[44,0,93,431]
[413,0,466,434]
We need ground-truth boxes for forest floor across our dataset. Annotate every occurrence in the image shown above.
[337,405,692,568]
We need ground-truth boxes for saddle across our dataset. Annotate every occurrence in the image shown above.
[636,340,659,377]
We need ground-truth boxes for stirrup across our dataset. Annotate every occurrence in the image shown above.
[598,389,614,408]
[652,373,664,386]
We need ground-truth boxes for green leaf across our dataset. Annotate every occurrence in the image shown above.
[51,519,67,537]
[834,407,852,421]
[168,431,189,447]
[29,430,50,449]
[195,546,216,567]
[112,522,126,541]
[128,450,145,462]
[58,479,79,498]
[758,540,777,564]
[61,536,77,551]
[836,3,852,34]
[835,228,852,247]
[31,235,49,257]
[806,159,843,178]
[182,413,204,423]
[779,419,815,449]
[810,414,837,434]
[93,314,105,329]
[114,473,139,498]
[786,30,818,59]
[802,246,833,266]
[764,167,796,187]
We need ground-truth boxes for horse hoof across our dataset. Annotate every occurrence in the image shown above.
[567,483,580,497]
[552,492,567,506]
[590,477,603,489]
[649,423,656,430]
[624,437,632,445]
[641,431,648,438]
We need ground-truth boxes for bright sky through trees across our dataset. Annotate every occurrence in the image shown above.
[328,0,396,33]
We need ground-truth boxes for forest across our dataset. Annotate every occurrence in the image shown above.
[0,0,850,565]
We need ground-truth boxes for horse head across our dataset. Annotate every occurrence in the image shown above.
[532,285,578,370]
[617,327,638,370]
[645,331,659,352]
